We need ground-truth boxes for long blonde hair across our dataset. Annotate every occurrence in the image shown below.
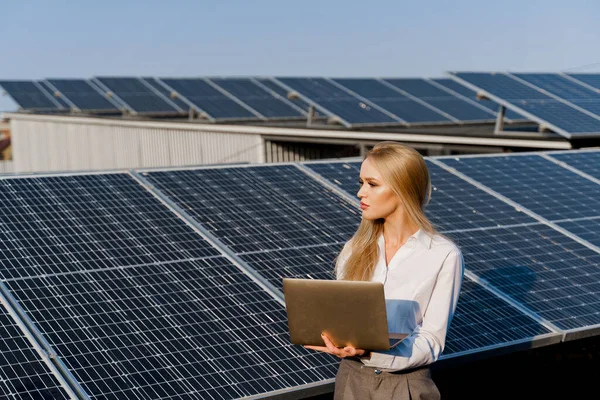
[336,142,439,281]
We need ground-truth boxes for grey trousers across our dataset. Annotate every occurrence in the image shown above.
[334,358,441,400]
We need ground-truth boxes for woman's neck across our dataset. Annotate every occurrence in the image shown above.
[382,213,419,248]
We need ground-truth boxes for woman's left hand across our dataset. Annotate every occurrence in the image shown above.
[304,334,368,358]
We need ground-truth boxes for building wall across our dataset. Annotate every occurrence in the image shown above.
[0,161,14,174]
[10,116,263,173]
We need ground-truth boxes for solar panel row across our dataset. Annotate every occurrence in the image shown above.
[1,148,599,399]
[1,76,517,127]
[450,72,600,138]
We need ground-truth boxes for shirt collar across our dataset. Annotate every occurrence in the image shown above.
[378,228,433,250]
[413,229,433,250]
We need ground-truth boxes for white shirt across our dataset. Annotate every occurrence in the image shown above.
[337,229,464,371]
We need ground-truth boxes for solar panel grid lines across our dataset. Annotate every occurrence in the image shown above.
[90,78,137,115]
[129,169,287,302]
[203,78,268,121]
[137,78,186,113]
[93,77,182,115]
[431,78,527,122]
[323,77,408,124]
[331,78,453,125]
[44,79,122,113]
[440,277,561,358]
[507,73,600,123]
[425,78,498,119]
[249,78,309,117]
[253,78,318,117]
[448,72,600,137]
[447,224,600,332]
[0,286,77,399]
[207,78,305,120]
[566,73,600,92]
[540,152,600,186]
[435,154,600,223]
[141,78,195,116]
[38,81,73,110]
[378,79,461,123]
[157,78,260,121]
[5,259,339,400]
[0,80,64,110]
[141,163,362,290]
[544,149,600,181]
[274,78,404,127]
[270,78,351,127]
[0,173,222,280]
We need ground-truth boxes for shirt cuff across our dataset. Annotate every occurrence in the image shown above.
[359,352,394,369]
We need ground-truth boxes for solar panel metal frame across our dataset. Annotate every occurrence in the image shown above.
[0,282,84,399]
[507,73,600,123]
[42,79,124,114]
[430,152,600,340]
[271,78,408,128]
[91,77,187,116]
[425,78,517,123]
[150,77,216,122]
[447,72,600,139]
[380,78,501,125]
[154,77,267,122]
[0,80,66,111]
[250,77,310,117]
[0,168,341,400]
[207,77,308,121]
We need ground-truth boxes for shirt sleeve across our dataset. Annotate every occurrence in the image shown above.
[360,247,464,370]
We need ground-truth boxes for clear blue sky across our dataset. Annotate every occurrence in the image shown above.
[1,0,599,111]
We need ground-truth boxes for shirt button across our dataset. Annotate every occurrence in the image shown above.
[374,369,382,375]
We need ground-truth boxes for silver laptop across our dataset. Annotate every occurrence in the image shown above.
[282,278,408,351]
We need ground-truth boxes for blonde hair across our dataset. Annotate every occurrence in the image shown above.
[336,142,439,281]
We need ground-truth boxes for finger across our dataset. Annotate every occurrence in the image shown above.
[321,335,340,354]
[304,345,329,352]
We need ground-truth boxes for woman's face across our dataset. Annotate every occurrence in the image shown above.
[358,157,401,220]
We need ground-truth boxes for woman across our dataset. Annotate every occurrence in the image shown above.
[305,142,464,399]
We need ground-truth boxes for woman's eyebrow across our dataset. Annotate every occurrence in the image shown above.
[359,176,380,181]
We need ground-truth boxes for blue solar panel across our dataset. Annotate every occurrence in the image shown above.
[556,218,600,248]
[440,154,600,221]
[254,78,317,116]
[450,224,600,331]
[547,150,600,180]
[209,78,304,119]
[159,78,259,120]
[512,73,600,117]
[383,79,496,122]
[0,174,220,280]
[451,73,600,136]
[142,165,360,288]
[5,259,339,399]
[0,304,72,399]
[46,79,119,111]
[141,78,192,111]
[306,160,536,232]
[0,81,62,110]
[567,74,600,91]
[38,81,71,109]
[276,78,402,125]
[432,78,524,120]
[94,77,181,114]
[332,78,451,123]
[443,277,556,357]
